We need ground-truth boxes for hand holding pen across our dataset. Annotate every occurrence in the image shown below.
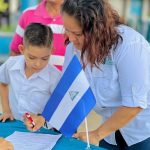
[24,113,45,132]
[25,113,35,127]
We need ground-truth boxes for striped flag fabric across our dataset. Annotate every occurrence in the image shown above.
[42,55,96,137]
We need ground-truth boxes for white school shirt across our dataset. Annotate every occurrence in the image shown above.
[0,56,61,120]
[63,25,150,146]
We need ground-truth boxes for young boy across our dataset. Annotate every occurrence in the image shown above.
[0,23,60,121]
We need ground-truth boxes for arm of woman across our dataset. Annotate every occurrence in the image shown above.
[74,106,142,145]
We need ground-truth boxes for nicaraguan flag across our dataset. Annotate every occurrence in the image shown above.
[42,55,96,137]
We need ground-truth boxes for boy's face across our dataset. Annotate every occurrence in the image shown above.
[19,44,50,73]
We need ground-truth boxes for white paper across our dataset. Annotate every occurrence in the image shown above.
[5,131,62,150]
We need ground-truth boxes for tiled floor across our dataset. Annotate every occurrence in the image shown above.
[0,99,101,131]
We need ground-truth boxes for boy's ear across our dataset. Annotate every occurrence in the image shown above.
[18,44,25,54]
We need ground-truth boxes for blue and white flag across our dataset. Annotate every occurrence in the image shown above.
[42,55,96,137]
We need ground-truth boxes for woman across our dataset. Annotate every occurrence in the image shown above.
[25,0,150,149]
[0,138,13,150]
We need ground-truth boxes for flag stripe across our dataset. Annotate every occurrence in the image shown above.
[60,88,96,137]
[49,70,89,129]
[42,56,82,121]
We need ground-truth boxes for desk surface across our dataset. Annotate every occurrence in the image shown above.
[0,120,104,150]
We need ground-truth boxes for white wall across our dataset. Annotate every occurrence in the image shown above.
[108,0,124,16]
[10,0,19,13]
[142,0,150,21]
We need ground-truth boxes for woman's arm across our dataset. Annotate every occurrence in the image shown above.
[96,106,142,140]
[74,106,142,145]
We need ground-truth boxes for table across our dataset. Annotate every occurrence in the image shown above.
[0,120,104,150]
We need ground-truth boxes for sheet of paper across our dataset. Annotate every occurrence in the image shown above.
[5,131,62,150]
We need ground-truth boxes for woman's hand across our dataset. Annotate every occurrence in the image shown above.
[0,138,14,150]
[23,114,45,132]
[0,113,14,122]
[73,129,101,145]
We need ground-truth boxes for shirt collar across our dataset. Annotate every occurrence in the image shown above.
[36,65,50,82]
[34,0,51,19]
[34,0,62,19]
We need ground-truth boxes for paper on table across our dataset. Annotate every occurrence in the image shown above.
[5,131,62,150]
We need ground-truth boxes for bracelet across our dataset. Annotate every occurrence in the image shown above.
[44,120,48,128]
[51,128,61,133]
[37,114,59,132]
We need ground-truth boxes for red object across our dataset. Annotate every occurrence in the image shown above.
[25,112,35,127]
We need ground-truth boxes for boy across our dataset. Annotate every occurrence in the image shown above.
[0,23,60,121]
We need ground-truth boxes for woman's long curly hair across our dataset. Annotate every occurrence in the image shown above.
[61,0,124,68]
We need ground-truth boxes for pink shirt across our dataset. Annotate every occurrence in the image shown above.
[10,0,65,70]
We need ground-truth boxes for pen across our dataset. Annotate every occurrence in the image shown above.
[25,112,35,127]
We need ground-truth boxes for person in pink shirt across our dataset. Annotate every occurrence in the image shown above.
[10,0,65,70]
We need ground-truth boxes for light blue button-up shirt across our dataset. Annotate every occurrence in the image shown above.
[63,25,150,146]
[0,56,61,121]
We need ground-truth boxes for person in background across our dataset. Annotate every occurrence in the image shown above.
[0,23,60,122]
[0,138,13,150]
[0,0,10,27]
[10,0,65,70]
[25,0,150,149]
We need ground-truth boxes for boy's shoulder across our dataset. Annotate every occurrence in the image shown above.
[7,55,23,62]
[3,55,24,69]
[40,64,61,85]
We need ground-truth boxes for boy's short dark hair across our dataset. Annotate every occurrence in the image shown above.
[24,23,53,48]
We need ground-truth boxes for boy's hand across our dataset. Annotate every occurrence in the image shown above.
[23,113,45,132]
[0,113,14,122]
